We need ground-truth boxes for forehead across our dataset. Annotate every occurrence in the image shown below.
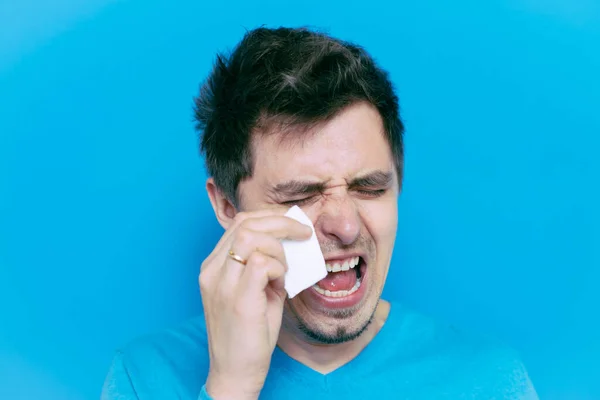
[252,103,395,183]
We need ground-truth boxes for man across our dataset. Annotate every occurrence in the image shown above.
[102,27,538,399]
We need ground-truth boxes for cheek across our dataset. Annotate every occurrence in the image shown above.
[360,198,398,250]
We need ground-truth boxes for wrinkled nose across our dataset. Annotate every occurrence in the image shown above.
[314,194,361,246]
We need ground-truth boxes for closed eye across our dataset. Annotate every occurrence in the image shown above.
[282,190,386,204]
[281,196,317,206]
[355,189,387,198]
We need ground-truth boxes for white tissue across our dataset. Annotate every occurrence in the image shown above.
[281,206,327,298]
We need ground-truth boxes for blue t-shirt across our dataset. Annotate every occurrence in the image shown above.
[101,302,538,399]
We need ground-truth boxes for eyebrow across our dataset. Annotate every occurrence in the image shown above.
[348,170,394,189]
[271,180,326,197]
[270,170,394,198]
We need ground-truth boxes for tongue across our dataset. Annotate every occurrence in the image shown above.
[317,270,357,291]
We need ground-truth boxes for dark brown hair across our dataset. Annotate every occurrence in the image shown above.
[194,27,404,204]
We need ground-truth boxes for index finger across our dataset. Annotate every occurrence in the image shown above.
[207,207,303,266]
[241,215,313,241]
[212,207,290,250]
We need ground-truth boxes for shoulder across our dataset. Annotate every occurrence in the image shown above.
[121,314,209,367]
[386,302,539,399]
[102,315,210,399]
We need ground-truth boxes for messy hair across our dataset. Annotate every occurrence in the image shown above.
[194,27,404,205]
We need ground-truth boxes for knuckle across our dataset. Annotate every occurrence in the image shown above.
[248,252,269,269]
[233,211,248,224]
[270,241,286,260]
[274,261,285,275]
[200,259,210,271]
[235,227,254,248]
[248,253,285,278]
[198,270,212,292]
[273,240,285,254]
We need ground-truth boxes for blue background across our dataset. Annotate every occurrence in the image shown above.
[1,0,598,398]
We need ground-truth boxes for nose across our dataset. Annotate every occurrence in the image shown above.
[314,194,361,246]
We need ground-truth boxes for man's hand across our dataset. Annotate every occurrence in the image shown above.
[199,209,312,400]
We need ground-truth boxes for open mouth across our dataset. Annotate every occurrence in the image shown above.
[312,256,367,298]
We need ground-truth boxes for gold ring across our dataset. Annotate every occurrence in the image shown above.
[228,249,247,265]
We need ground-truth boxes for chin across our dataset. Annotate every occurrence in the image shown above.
[285,286,382,344]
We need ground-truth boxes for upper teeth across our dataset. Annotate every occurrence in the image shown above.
[326,256,360,273]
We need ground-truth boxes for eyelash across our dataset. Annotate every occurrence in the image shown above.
[282,189,386,205]
[357,189,386,197]
[282,197,313,206]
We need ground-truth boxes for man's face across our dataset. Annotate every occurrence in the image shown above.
[238,102,400,343]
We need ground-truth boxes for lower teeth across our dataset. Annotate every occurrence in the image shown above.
[312,277,361,298]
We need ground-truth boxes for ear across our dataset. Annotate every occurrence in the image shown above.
[206,178,238,230]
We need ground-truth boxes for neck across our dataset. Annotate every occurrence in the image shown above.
[276,300,391,374]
